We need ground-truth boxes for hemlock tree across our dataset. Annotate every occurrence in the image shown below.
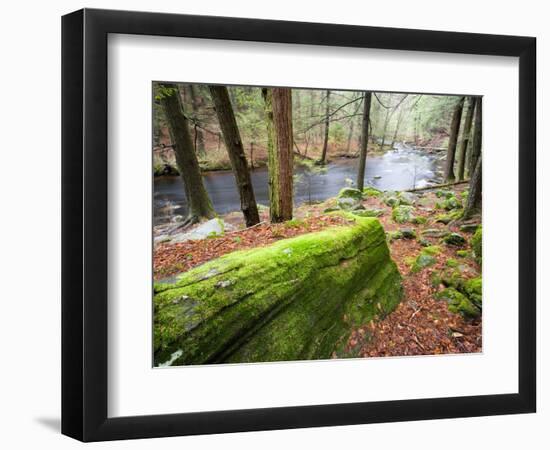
[209,86,260,227]
[319,90,331,165]
[356,92,372,191]
[443,96,465,182]
[463,155,482,219]
[157,83,215,224]
[468,97,482,177]
[187,85,206,157]
[262,87,294,222]
[456,96,475,181]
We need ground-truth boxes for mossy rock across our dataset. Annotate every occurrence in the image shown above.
[388,230,403,242]
[443,233,466,246]
[435,209,463,224]
[436,288,480,319]
[423,245,441,256]
[384,196,401,207]
[412,216,427,225]
[436,190,455,199]
[154,213,403,366]
[400,228,417,239]
[472,225,482,266]
[352,208,384,218]
[422,229,448,238]
[392,205,415,224]
[464,276,482,308]
[363,187,382,197]
[338,187,364,201]
[411,247,437,273]
[440,269,466,291]
[459,223,479,233]
[456,250,470,258]
[442,196,462,211]
[446,258,459,268]
[323,207,340,213]
[396,191,418,206]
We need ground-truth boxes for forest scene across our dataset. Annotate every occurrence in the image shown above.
[152,83,482,367]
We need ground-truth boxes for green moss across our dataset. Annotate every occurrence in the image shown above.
[464,276,482,307]
[392,205,415,224]
[352,209,384,218]
[388,230,403,242]
[154,213,403,366]
[412,216,427,224]
[440,269,466,291]
[384,196,400,207]
[472,225,482,266]
[442,196,462,210]
[436,288,480,319]
[443,233,466,246]
[436,190,455,199]
[446,258,459,268]
[337,187,363,201]
[411,248,438,273]
[435,209,463,224]
[423,245,441,255]
[400,228,416,239]
[363,187,382,197]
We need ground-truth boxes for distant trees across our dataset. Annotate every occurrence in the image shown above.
[187,85,206,157]
[356,92,372,191]
[157,83,215,224]
[443,96,465,182]
[209,86,260,227]
[262,88,294,222]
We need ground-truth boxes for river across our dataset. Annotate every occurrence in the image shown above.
[154,144,444,225]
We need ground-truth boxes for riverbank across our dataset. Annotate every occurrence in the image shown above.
[154,183,481,358]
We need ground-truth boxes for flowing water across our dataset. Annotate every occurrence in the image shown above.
[154,144,444,225]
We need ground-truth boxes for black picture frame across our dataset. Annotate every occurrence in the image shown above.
[62,8,536,442]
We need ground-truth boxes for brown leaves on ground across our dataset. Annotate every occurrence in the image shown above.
[154,214,352,280]
[343,185,482,358]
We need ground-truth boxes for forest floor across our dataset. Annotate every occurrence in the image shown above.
[153,183,482,358]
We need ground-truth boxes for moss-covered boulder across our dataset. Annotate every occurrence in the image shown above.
[472,225,482,266]
[464,276,482,308]
[154,214,403,366]
[436,189,455,199]
[352,208,384,218]
[436,288,480,318]
[442,196,462,210]
[392,205,415,224]
[442,232,466,246]
[363,187,382,197]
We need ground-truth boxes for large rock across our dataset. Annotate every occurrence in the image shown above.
[170,218,227,243]
[336,188,363,210]
[154,214,403,366]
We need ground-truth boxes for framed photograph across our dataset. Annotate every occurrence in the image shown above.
[62,8,536,442]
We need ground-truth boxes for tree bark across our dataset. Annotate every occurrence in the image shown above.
[463,154,482,219]
[319,90,331,164]
[262,88,294,222]
[188,85,206,156]
[159,83,215,223]
[468,97,482,178]
[443,96,465,182]
[209,85,260,227]
[456,97,475,181]
[356,92,372,191]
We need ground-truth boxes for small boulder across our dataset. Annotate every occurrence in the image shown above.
[352,209,384,218]
[436,288,480,319]
[392,205,415,224]
[443,233,466,247]
[400,228,417,239]
[460,223,480,233]
[442,196,462,211]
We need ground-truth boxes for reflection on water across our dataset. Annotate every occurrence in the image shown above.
[154,145,444,225]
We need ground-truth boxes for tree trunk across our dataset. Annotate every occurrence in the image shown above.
[319,90,331,164]
[346,117,355,155]
[463,154,482,219]
[456,97,475,181]
[209,85,260,227]
[379,107,390,152]
[356,92,372,191]
[188,85,206,156]
[443,96,465,182]
[159,83,215,223]
[262,88,294,222]
[468,97,482,177]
